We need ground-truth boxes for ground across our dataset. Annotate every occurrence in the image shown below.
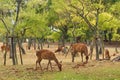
[0,42,120,80]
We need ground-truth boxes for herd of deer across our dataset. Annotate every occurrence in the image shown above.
[0,43,111,72]
[35,43,111,72]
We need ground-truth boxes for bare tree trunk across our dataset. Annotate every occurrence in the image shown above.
[40,42,43,49]
[17,38,23,65]
[4,34,9,65]
[33,39,36,50]
[11,37,16,65]
[37,38,43,49]
[19,39,26,54]
[100,37,105,59]
[95,37,99,60]
[89,39,94,60]
[46,39,50,48]
[14,42,18,65]
[4,50,7,66]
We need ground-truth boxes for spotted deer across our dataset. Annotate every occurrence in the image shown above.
[70,43,89,63]
[36,49,62,71]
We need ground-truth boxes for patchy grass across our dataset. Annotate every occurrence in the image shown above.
[41,61,120,80]
[0,61,120,80]
[0,43,120,80]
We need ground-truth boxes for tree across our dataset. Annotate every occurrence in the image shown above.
[68,0,119,60]
[0,0,23,65]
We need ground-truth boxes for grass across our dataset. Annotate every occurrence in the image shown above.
[42,63,120,80]
[0,61,120,80]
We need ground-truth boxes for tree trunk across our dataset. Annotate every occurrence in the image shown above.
[4,50,7,66]
[19,39,26,54]
[28,38,32,50]
[17,38,23,65]
[4,34,9,65]
[89,39,94,60]
[37,38,43,49]
[100,37,105,59]
[47,39,50,48]
[33,39,36,50]
[95,37,99,60]
[11,37,17,65]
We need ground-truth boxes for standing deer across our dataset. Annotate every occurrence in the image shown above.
[70,43,89,63]
[36,49,62,71]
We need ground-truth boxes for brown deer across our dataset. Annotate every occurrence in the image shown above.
[36,49,62,71]
[70,43,89,63]
[1,44,10,53]
[104,49,110,60]
[55,45,68,55]
[55,45,64,53]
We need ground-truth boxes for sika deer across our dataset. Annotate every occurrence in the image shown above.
[104,49,110,60]
[55,45,64,53]
[1,44,10,53]
[36,49,62,71]
[70,43,89,63]
[55,45,68,55]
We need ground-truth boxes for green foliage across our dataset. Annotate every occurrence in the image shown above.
[0,0,120,41]
[112,34,120,41]
[50,32,61,41]
[109,2,120,19]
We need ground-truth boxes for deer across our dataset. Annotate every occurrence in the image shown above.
[70,43,89,63]
[36,49,62,71]
[1,44,10,53]
[104,49,111,60]
[55,45,68,55]
[55,45,65,54]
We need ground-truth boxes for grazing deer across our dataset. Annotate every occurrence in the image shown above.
[36,49,62,71]
[55,45,64,53]
[1,44,10,53]
[55,45,68,55]
[104,49,110,60]
[70,43,89,63]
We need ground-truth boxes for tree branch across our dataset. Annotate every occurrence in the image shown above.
[0,18,10,33]
[13,1,21,30]
[95,8,100,28]
[101,17,113,25]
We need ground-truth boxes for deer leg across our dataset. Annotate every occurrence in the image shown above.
[72,52,75,62]
[36,59,42,70]
[39,62,42,71]
[36,59,42,71]
[36,60,39,70]
[86,56,89,63]
[46,60,50,70]
[49,60,53,71]
[81,53,83,62]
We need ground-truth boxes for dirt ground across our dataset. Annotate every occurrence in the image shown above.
[0,42,120,80]
[0,42,120,69]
